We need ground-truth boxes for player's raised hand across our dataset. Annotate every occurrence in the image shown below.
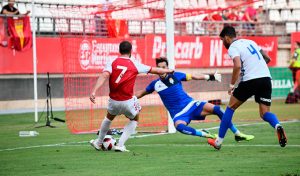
[214,71,221,82]
[90,93,96,104]
[205,71,221,82]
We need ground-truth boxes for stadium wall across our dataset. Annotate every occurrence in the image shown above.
[0,40,293,113]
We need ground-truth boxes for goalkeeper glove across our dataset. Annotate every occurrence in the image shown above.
[205,71,221,82]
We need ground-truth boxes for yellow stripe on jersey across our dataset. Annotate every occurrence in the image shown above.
[186,73,192,81]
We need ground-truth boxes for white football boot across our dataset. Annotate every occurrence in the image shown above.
[114,145,130,152]
[89,139,102,151]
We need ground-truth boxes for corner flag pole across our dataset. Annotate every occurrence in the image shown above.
[165,0,176,133]
[32,0,38,122]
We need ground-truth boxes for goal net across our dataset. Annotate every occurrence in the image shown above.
[56,0,170,134]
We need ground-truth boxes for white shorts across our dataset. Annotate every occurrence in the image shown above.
[107,96,141,120]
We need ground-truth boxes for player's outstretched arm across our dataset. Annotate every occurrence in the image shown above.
[191,71,221,82]
[135,90,150,99]
[260,49,271,64]
[149,67,174,75]
[90,72,110,104]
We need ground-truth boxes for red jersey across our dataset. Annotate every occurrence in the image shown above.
[227,13,238,21]
[242,7,257,21]
[103,57,151,101]
[211,13,223,21]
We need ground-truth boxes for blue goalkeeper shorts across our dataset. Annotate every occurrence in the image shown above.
[173,101,206,125]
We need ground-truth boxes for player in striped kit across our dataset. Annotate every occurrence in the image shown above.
[89,41,174,152]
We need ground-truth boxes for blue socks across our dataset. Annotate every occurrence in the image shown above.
[263,112,280,128]
[213,106,238,134]
[213,105,224,118]
[176,124,204,137]
[218,107,235,138]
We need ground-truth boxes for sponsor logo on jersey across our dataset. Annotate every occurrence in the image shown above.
[260,97,271,102]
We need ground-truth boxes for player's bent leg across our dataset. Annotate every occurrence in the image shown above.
[211,105,255,142]
[210,105,240,135]
[90,112,116,151]
[208,96,244,150]
[116,119,138,152]
[115,97,141,152]
[116,114,139,152]
[259,104,287,147]
[260,103,280,129]
[219,96,243,137]
[201,103,251,139]
[174,120,216,139]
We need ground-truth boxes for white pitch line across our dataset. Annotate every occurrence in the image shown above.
[127,144,300,147]
[131,132,168,138]
[201,119,300,131]
[0,143,85,152]
[61,144,300,148]
[0,120,299,152]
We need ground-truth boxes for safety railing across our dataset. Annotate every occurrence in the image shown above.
[1,14,299,44]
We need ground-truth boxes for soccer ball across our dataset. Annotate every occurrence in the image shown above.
[101,135,117,151]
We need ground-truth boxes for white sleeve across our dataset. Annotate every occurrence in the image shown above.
[228,46,240,59]
[133,60,151,73]
[103,61,112,73]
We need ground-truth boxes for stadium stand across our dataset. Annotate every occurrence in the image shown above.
[198,0,208,8]
[0,0,298,36]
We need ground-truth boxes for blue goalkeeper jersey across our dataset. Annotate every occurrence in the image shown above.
[145,72,193,118]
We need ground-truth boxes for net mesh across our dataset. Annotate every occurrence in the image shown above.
[56,0,169,134]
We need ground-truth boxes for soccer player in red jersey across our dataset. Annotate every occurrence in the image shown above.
[89,41,173,152]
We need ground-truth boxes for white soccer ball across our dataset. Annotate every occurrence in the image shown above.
[101,135,117,151]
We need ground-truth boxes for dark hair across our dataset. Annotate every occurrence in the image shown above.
[219,26,236,38]
[119,41,132,55]
[156,57,168,66]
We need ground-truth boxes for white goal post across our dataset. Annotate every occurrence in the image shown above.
[165,0,176,133]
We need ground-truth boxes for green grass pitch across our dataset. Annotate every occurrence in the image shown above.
[0,100,300,176]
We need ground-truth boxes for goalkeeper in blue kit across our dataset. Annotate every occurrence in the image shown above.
[136,57,254,141]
